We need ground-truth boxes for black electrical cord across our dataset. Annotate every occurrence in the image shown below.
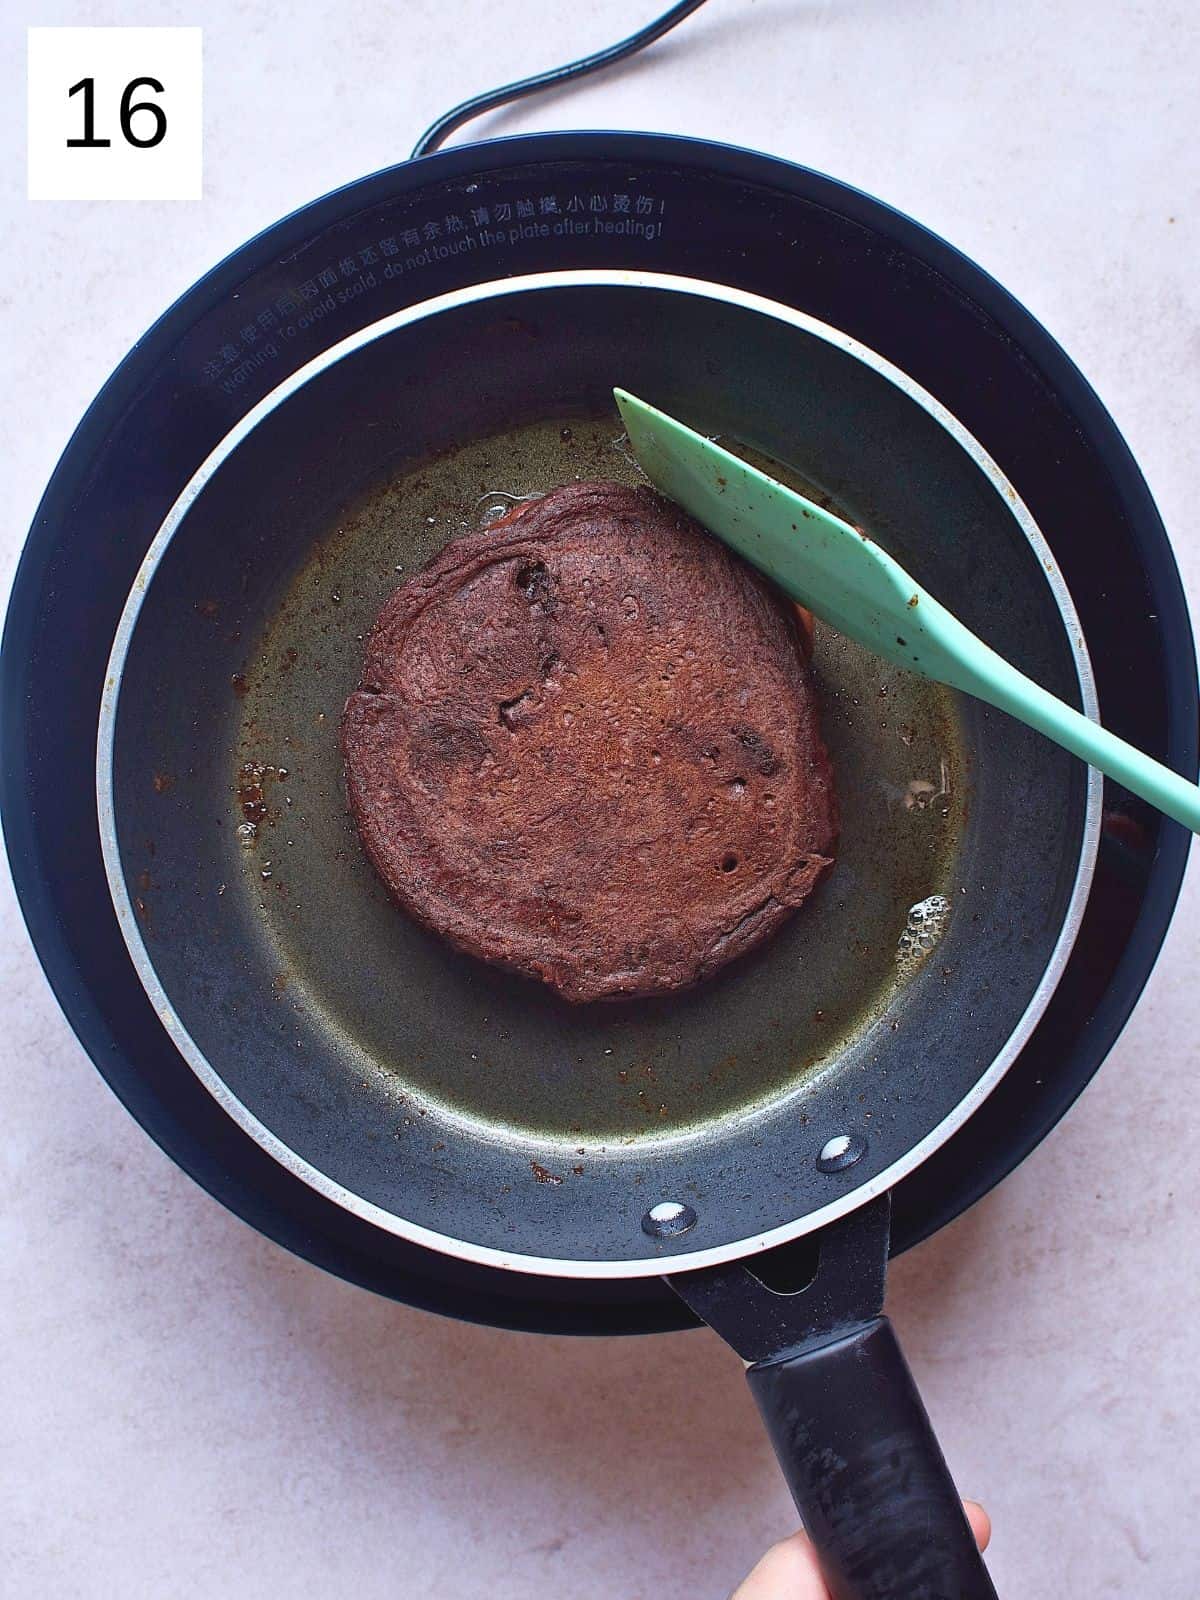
[411,0,711,159]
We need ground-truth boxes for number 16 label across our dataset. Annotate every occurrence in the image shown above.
[28,28,201,201]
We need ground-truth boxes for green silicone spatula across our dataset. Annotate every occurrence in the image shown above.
[614,387,1200,833]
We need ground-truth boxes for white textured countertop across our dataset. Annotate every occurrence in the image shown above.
[4,2,1199,1594]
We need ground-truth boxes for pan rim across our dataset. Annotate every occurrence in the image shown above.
[96,268,1102,1279]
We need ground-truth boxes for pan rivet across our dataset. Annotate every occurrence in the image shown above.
[817,1134,867,1173]
[642,1200,698,1239]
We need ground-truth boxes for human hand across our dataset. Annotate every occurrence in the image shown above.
[730,1501,991,1599]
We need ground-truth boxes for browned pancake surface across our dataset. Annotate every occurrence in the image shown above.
[342,481,837,1002]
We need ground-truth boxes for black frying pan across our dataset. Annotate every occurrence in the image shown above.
[98,274,1098,1598]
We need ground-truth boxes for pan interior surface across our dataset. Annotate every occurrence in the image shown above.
[102,278,1095,1271]
[236,418,963,1142]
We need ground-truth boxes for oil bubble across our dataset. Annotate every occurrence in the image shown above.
[477,490,539,526]
[896,894,951,975]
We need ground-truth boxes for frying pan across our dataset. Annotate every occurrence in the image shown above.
[98,271,1098,1598]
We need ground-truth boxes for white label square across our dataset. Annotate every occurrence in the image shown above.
[28,27,202,201]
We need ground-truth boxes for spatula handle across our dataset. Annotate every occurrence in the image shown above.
[955,641,1200,832]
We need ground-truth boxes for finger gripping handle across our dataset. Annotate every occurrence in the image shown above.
[746,1316,997,1600]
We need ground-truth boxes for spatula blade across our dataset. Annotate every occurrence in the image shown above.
[613,390,1200,834]
[613,387,941,678]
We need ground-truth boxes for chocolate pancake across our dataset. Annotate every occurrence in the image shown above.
[341,481,837,1003]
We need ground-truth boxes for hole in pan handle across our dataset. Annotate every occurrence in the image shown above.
[669,1196,998,1600]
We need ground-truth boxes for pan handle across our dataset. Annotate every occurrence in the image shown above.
[746,1314,998,1600]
